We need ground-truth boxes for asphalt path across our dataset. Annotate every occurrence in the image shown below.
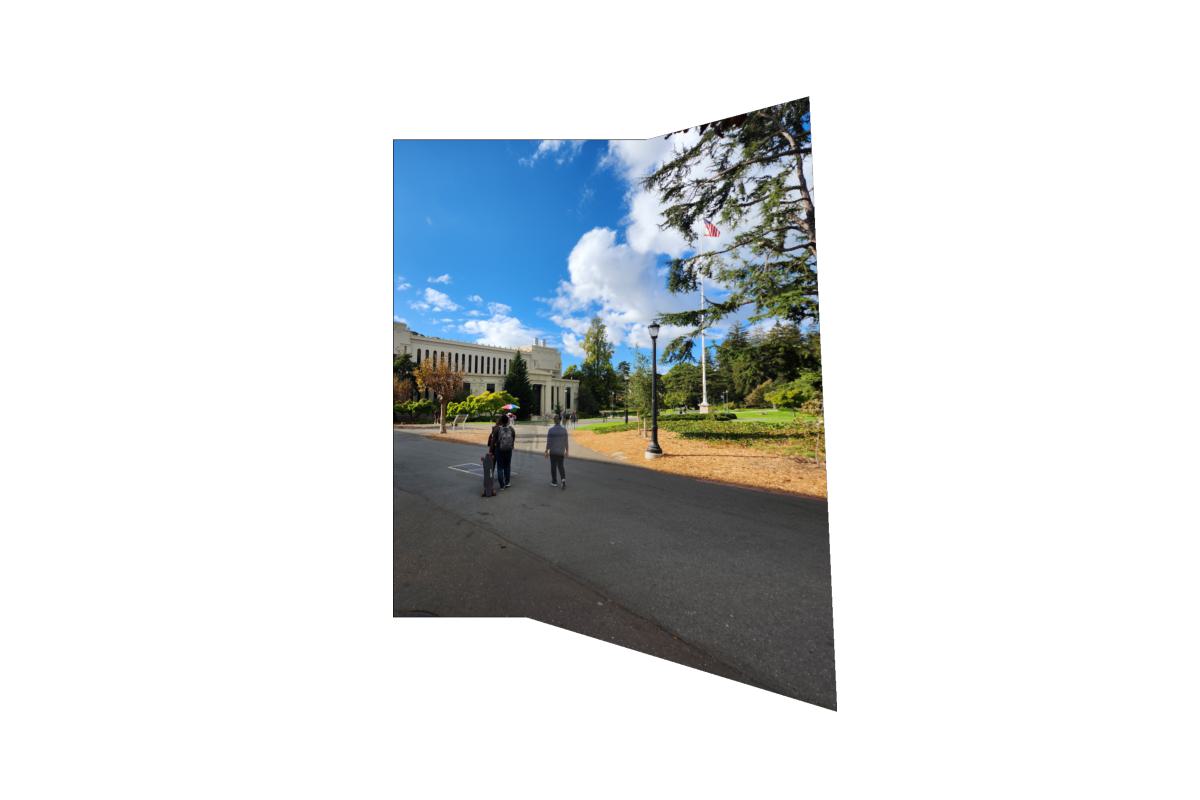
[394,425,836,708]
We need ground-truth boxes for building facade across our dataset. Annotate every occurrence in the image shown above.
[393,321,579,416]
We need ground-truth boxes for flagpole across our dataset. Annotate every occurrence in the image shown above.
[699,273,708,413]
[698,223,711,414]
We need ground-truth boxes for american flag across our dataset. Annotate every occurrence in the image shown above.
[702,218,720,237]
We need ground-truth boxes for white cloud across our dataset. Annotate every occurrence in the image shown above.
[625,187,690,257]
[418,287,459,312]
[519,139,585,167]
[460,310,542,348]
[465,309,482,317]
[543,227,701,351]
[395,280,411,292]
[487,301,511,315]
[467,294,483,304]
[560,331,585,358]
[393,315,406,324]
[427,273,451,284]
[600,135,689,182]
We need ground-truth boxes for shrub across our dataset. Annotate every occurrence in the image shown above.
[743,379,778,408]
[764,372,823,413]
[394,399,435,422]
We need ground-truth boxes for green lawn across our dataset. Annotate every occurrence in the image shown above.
[586,416,825,461]
[656,407,818,425]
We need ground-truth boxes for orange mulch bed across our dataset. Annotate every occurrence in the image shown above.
[411,428,490,448]
[572,428,827,499]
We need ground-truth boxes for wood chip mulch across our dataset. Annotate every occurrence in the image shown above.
[572,428,827,499]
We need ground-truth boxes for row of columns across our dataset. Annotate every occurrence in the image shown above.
[413,346,508,376]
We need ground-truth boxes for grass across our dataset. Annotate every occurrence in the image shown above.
[586,416,826,461]
[656,407,819,425]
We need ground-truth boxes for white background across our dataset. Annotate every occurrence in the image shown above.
[2,3,1199,797]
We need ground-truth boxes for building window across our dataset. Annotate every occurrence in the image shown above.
[463,382,471,395]
[487,383,495,393]
[566,388,571,409]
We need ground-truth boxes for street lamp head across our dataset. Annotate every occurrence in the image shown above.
[648,321,660,339]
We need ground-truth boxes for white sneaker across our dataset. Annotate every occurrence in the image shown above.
[560,478,566,490]
[550,481,558,487]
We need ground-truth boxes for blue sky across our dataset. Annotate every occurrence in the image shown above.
[393,135,799,369]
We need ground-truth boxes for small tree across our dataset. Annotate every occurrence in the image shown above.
[502,352,534,420]
[414,359,465,433]
[626,350,664,418]
[394,374,415,404]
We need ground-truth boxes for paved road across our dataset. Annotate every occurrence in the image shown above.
[394,426,836,709]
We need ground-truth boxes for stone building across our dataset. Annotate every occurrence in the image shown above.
[393,321,579,416]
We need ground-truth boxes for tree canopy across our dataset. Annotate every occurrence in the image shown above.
[576,317,619,414]
[644,98,815,339]
[414,359,465,434]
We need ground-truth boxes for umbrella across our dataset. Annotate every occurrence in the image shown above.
[500,403,520,410]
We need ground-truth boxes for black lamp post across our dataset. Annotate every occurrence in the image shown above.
[645,321,663,458]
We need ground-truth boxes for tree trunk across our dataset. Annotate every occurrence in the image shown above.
[777,126,815,243]
[439,399,448,433]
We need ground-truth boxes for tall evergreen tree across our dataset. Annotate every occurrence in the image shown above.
[663,362,702,409]
[502,352,534,420]
[714,322,763,402]
[758,322,805,382]
[615,360,631,409]
[644,98,816,352]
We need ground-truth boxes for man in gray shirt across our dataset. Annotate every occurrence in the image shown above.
[545,413,569,489]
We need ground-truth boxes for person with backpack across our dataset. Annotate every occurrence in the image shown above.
[488,414,516,490]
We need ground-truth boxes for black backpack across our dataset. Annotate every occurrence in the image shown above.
[497,425,515,451]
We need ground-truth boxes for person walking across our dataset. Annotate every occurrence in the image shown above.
[545,413,569,489]
[488,414,516,489]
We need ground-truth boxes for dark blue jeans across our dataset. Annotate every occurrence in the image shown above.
[496,448,513,487]
[550,455,565,483]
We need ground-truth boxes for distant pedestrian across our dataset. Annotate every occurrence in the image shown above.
[488,414,516,489]
[545,413,569,489]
